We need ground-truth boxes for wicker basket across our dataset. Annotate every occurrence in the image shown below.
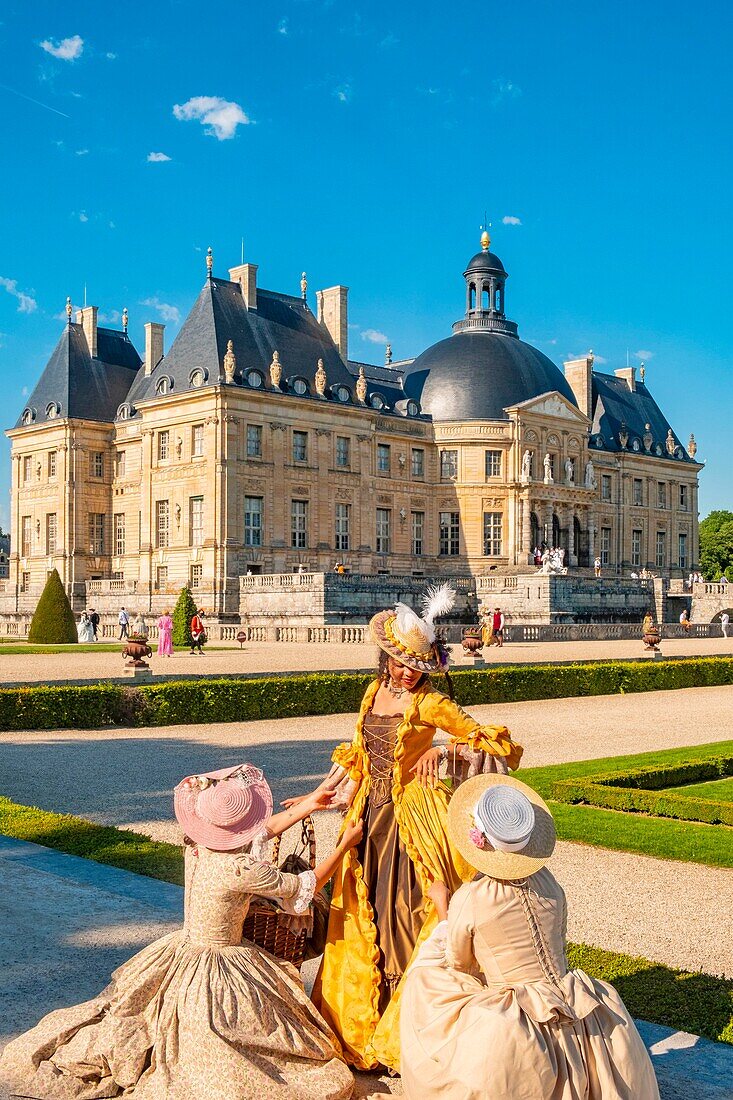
[241,816,316,967]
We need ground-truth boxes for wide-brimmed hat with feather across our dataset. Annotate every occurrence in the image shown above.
[370,583,456,673]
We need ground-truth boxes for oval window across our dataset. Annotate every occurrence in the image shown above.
[406,400,419,417]
[293,378,308,396]
[370,393,385,410]
[246,370,263,389]
[334,385,350,403]
[21,408,34,425]
[190,369,205,388]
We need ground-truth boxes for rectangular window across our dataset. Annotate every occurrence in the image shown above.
[411,510,425,556]
[190,563,203,589]
[115,450,126,478]
[23,456,31,483]
[656,530,667,569]
[411,449,425,479]
[189,496,204,547]
[600,526,611,566]
[548,454,557,481]
[114,513,125,556]
[335,503,350,551]
[45,513,57,556]
[292,431,308,463]
[20,571,30,593]
[485,450,502,479]
[245,497,263,547]
[679,484,689,510]
[633,478,643,506]
[336,436,350,468]
[376,507,391,554]
[21,515,32,557]
[631,528,642,567]
[192,424,204,458]
[657,482,666,509]
[48,451,57,479]
[678,533,688,570]
[92,451,104,479]
[156,500,169,548]
[155,565,168,591]
[439,511,460,556]
[601,475,612,502]
[440,449,458,480]
[291,500,308,549]
[158,430,169,461]
[89,513,105,555]
[377,443,391,473]
[483,511,503,556]
[246,424,262,458]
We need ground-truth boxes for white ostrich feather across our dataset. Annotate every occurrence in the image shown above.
[394,601,435,646]
[421,582,456,625]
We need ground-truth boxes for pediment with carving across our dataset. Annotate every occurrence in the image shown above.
[507,391,590,425]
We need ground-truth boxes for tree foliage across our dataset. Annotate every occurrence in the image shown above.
[699,511,733,580]
[28,569,78,644]
[172,585,198,648]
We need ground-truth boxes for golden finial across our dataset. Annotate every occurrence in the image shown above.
[122,307,128,335]
[480,229,491,251]
[223,339,236,383]
[300,271,308,299]
[385,343,392,365]
[688,433,697,459]
[65,296,72,323]
[206,246,213,279]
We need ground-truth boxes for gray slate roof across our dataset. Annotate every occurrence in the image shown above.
[15,323,141,428]
[127,279,359,408]
[590,372,692,461]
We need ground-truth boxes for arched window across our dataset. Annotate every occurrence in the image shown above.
[552,513,561,547]
[530,511,540,549]
[469,284,476,311]
[495,288,502,311]
[481,285,490,310]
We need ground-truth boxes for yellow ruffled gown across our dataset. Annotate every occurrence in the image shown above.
[312,678,523,1073]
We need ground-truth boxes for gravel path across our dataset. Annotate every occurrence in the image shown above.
[0,685,731,979]
[2,635,732,684]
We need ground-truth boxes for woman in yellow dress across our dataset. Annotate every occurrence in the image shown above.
[288,585,523,1073]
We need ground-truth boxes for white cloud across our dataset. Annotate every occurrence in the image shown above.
[593,354,608,364]
[147,151,172,162]
[361,328,389,344]
[278,17,289,34]
[109,221,116,229]
[502,215,522,226]
[140,297,181,325]
[333,84,351,103]
[75,148,88,156]
[634,350,654,361]
[173,96,250,140]
[40,35,84,61]
[492,78,521,106]
[78,211,88,222]
[380,32,398,48]
[21,385,29,397]
[106,52,117,60]
[0,277,37,313]
[98,309,121,325]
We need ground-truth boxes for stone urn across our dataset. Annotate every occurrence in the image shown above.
[642,622,661,651]
[461,627,484,656]
[123,634,153,668]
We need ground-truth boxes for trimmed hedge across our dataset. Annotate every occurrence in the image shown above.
[2,656,733,732]
[553,754,733,826]
[28,568,78,644]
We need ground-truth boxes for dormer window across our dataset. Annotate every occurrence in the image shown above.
[406,400,419,417]
[246,369,264,389]
[116,403,133,421]
[292,378,308,396]
[21,408,35,426]
[156,375,173,396]
[46,402,60,419]
[333,385,350,403]
[189,368,208,388]
[370,393,385,410]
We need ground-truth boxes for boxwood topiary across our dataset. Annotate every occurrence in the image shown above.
[27,568,78,644]
[172,585,198,648]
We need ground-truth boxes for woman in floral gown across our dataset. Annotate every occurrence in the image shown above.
[157,610,173,656]
[0,764,359,1099]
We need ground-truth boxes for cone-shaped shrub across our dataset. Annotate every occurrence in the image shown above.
[172,585,198,648]
[28,569,78,644]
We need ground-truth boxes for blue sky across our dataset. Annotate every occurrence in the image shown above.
[0,0,731,529]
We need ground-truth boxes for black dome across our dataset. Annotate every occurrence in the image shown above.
[403,331,577,422]
[464,250,506,276]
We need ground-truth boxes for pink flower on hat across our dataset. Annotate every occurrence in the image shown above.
[469,826,486,850]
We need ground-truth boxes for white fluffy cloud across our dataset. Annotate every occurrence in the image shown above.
[502,215,522,226]
[0,277,37,314]
[140,297,181,325]
[173,96,250,140]
[78,211,88,222]
[147,151,172,162]
[75,148,89,156]
[333,84,351,103]
[361,329,389,344]
[40,35,84,61]
[278,18,289,34]
[634,350,654,361]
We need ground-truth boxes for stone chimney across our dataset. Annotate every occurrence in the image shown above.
[614,366,636,392]
[79,306,98,359]
[316,285,349,361]
[144,322,165,377]
[228,263,258,309]
[563,354,594,419]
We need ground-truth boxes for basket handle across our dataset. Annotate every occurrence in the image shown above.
[270,814,316,869]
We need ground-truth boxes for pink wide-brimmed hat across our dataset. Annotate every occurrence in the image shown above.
[174,764,273,850]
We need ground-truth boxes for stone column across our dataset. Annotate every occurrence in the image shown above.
[587,509,595,560]
[521,496,531,563]
[567,504,576,566]
[269,423,287,569]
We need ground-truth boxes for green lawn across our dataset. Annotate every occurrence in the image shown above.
[520,740,733,868]
[0,792,730,1044]
[659,776,733,801]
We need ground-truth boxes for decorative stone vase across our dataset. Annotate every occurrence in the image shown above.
[461,627,484,655]
[123,635,153,667]
[642,625,661,651]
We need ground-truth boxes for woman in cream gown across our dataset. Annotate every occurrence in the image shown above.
[400,773,660,1100]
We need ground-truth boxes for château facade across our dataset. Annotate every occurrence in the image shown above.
[4,233,702,619]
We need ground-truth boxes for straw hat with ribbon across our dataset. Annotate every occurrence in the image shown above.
[370,583,456,674]
[174,764,273,851]
[448,773,556,881]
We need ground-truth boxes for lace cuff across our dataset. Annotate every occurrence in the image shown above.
[280,869,317,915]
[248,829,271,862]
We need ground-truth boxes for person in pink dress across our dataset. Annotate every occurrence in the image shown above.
[157,610,173,656]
